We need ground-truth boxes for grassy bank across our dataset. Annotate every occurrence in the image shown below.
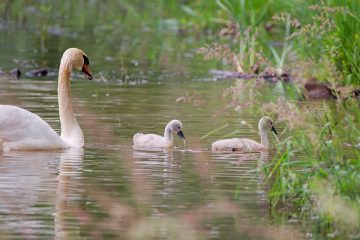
[261,98,360,238]
[220,78,360,238]
[194,0,360,85]
[196,4,360,234]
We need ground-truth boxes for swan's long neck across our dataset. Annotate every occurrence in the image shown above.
[58,60,84,147]
[259,128,269,147]
[164,125,173,148]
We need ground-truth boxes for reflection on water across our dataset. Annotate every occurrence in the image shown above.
[55,148,84,240]
[0,150,60,238]
[0,27,308,239]
[0,149,84,239]
[0,75,305,239]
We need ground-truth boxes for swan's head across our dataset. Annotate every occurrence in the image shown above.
[168,119,185,140]
[259,116,277,135]
[61,48,93,80]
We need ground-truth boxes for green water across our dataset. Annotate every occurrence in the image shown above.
[0,5,313,240]
[0,75,287,239]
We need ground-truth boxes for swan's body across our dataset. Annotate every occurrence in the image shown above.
[0,48,92,151]
[0,106,68,150]
[211,116,277,152]
[133,120,185,149]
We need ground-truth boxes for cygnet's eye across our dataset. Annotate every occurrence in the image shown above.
[178,126,181,130]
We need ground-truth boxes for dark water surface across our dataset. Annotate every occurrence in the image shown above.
[0,27,307,239]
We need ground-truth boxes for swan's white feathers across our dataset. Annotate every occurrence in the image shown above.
[0,105,68,150]
[0,48,89,151]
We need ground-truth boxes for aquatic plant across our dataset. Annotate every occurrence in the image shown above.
[261,98,360,238]
[196,12,300,83]
[268,13,300,75]
[292,1,360,85]
[197,23,265,74]
[218,78,360,237]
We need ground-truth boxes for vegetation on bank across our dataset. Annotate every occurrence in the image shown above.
[2,0,360,85]
[192,1,360,237]
[197,1,360,86]
[219,76,360,238]
[262,98,360,238]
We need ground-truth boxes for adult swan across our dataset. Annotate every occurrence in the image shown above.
[0,48,92,151]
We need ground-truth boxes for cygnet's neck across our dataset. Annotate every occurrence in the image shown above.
[58,60,84,147]
[259,127,269,147]
[164,124,174,148]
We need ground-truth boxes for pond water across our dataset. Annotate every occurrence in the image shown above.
[0,22,313,240]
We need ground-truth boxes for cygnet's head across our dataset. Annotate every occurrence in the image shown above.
[61,48,92,80]
[258,116,277,135]
[167,120,185,140]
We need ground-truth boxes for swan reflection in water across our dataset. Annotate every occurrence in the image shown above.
[0,151,60,237]
[211,150,270,211]
[132,149,183,210]
[55,148,84,240]
[0,148,83,239]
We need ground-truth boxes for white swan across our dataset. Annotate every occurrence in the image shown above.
[133,120,185,149]
[0,48,92,151]
[211,116,277,152]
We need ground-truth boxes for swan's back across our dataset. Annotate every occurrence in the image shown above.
[211,138,266,152]
[0,105,68,150]
[133,133,166,148]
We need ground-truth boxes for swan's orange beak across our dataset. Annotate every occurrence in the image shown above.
[82,64,92,80]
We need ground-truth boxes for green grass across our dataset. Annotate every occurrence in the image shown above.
[261,99,360,238]
[294,0,360,85]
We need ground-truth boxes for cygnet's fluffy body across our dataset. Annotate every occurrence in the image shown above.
[211,116,277,152]
[133,120,185,149]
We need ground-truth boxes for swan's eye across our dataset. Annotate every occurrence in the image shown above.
[178,126,181,130]
[83,55,89,65]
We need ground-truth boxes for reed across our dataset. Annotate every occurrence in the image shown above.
[261,99,360,238]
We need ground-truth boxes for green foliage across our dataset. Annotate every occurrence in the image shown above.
[293,1,360,85]
[261,100,360,237]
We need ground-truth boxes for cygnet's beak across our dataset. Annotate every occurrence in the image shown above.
[177,130,185,140]
[82,64,93,80]
[271,126,278,135]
